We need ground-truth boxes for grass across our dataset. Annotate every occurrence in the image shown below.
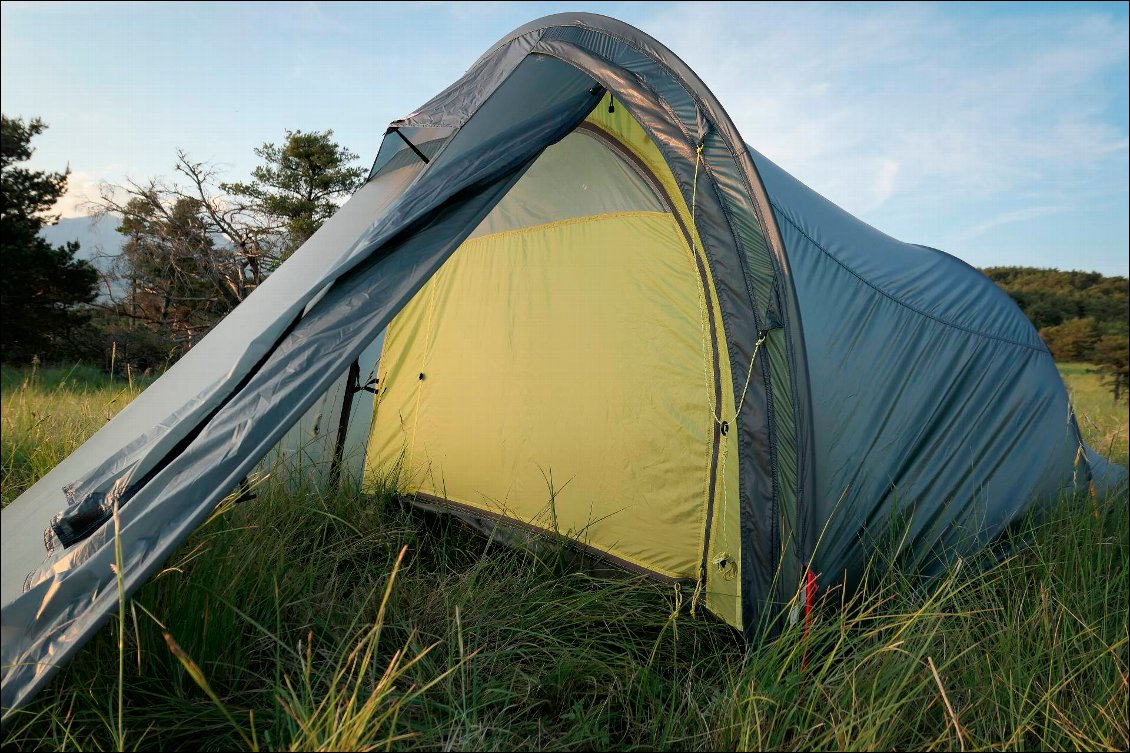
[1058,362,1129,467]
[0,363,153,508]
[1,363,1127,751]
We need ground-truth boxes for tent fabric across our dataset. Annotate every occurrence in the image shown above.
[1,49,603,717]
[367,210,713,579]
[466,129,664,238]
[367,103,747,625]
[366,117,722,581]
[0,169,426,605]
[748,145,1117,582]
[584,103,744,625]
[1,12,1125,722]
[270,328,385,488]
[530,22,808,633]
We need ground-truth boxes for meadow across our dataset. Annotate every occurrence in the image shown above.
[0,362,1126,751]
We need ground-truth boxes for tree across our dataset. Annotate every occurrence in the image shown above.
[1093,335,1129,402]
[95,153,265,359]
[223,129,366,262]
[984,266,1128,339]
[113,195,230,346]
[96,129,363,364]
[1,115,99,362]
[1039,317,1099,362]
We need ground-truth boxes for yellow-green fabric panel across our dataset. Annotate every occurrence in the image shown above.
[367,211,711,579]
[586,106,742,628]
[368,107,744,627]
[467,131,662,239]
[363,276,431,483]
[704,394,742,628]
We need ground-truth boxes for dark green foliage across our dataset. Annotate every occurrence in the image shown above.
[1093,334,1129,402]
[982,267,1128,332]
[0,115,99,363]
[88,309,182,373]
[222,130,366,262]
[1039,316,1100,361]
[984,266,1129,398]
[111,194,234,352]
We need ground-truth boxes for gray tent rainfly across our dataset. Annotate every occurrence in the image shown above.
[2,13,1125,721]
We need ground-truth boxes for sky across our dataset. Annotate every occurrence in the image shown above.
[2,1,1127,275]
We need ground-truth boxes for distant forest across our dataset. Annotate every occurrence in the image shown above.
[983,266,1128,398]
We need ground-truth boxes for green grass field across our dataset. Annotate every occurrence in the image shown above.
[1,363,1126,751]
[1058,363,1129,468]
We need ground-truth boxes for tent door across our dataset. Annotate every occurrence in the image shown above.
[365,119,726,583]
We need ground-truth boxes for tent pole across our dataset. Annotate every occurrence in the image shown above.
[329,359,361,489]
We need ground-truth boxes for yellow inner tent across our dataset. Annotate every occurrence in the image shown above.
[365,106,744,627]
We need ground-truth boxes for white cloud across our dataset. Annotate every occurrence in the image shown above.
[640,2,1128,240]
[52,170,103,218]
[52,165,128,218]
[870,158,900,212]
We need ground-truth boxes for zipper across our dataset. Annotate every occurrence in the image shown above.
[574,122,725,591]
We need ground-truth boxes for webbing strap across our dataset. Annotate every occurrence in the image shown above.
[390,127,431,164]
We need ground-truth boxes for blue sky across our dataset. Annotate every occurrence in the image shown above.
[2,1,1127,275]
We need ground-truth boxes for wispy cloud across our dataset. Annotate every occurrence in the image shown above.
[956,204,1074,243]
[263,1,355,37]
[7,2,1126,273]
[869,158,900,213]
[641,2,1128,255]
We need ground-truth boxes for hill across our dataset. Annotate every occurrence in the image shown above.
[38,215,124,264]
[981,266,1129,332]
[981,267,1128,380]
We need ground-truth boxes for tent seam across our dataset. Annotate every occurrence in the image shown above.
[584,113,735,607]
[564,24,800,616]
[575,25,771,320]
[770,201,1051,355]
[533,37,765,332]
[462,210,669,244]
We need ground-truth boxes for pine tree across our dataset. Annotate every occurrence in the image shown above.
[1,115,98,362]
[222,129,366,263]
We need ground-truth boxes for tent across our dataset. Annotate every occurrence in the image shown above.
[2,12,1124,719]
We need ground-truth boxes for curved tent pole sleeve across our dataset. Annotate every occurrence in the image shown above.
[526,37,788,635]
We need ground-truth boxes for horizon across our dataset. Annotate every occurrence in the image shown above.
[40,214,1130,279]
[2,1,1127,276]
